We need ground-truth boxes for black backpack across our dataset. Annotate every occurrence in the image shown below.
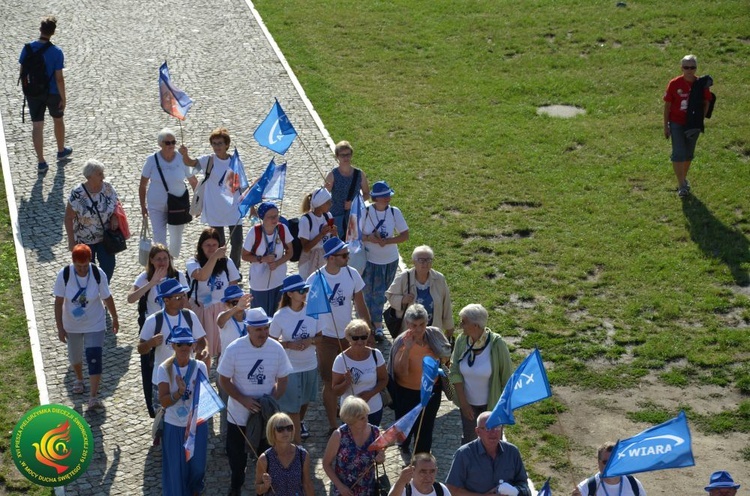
[186,266,230,306]
[405,482,444,496]
[19,42,53,99]
[285,212,331,263]
[63,264,102,286]
[586,475,639,496]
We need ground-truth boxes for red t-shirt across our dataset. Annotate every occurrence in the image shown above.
[663,75,711,125]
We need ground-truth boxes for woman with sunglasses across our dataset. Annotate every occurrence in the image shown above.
[331,319,388,426]
[156,327,209,496]
[255,412,314,496]
[139,128,197,258]
[663,54,714,197]
[127,243,189,418]
[449,303,512,444]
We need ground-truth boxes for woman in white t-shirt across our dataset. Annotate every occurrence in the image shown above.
[186,228,241,364]
[331,319,388,426]
[362,181,409,342]
[270,274,321,443]
[241,202,293,317]
[139,128,197,257]
[53,244,119,411]
[127,243,189,417]
[298,187,338,279]
[180,127,245,270]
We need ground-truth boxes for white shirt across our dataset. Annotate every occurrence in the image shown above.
[397,482,452,496]
[132,271,189,318]
[156,359,208,427]
[332,349,385,412]
[53,265,111,334]
[362,205,408,264]
[139,309,206,384]
[142,152,194,210]
[577,474,646,496]
[270,305,319,372]
[459,347,492,406]
[306,266,365,338]
[242,224,292,290]
[217,337,293,425]
[185,258,241,307]
[195,154,242,227]
[219,311,251,359]
[297,212,335,250]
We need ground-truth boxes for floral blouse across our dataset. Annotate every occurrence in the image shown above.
[332,423,380,496]
[68,181,119,245]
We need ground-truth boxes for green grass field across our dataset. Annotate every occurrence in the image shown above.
[1,0,749,493]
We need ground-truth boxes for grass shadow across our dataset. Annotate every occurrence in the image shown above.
[682,195,750,286]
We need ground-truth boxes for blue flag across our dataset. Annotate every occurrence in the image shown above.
[536,478,552,496]
[159,62,193,120]
[601,410,695,478]
[225,148,249,195]
[238,159,280,219]
[486,348,552,427]
[262,162,287,201]
[183,369,224,461]
[345,193,365,253]
[254,99,297,155]
[306,270,332,320]
[420,356,444,407]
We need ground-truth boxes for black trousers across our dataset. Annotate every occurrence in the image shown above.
[392,380,442,454]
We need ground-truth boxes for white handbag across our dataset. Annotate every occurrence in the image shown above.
[139,218,153,266]
[190,156,213,217]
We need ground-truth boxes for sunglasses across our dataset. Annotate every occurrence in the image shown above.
[166,295,184,301]
[162,140,177,146]
[296,288,309,295]
[350,334,369,341]
[682,66,696,70]
[274,424,294,433]
[333,252,350,259]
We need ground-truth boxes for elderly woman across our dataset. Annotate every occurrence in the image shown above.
[389,304,451,460]
[180,127,245,269]
[385,245,455,340]
[297,187,337,279]
[270,275,320,443]
[157,327,209,496]
[54,244,119,410]
[362,180,409,342]
[255,412,314,496]
[663,54,713,197]
[241,202,294,317]
[64,159,120,282]
[332,319,388,426]
[127,243,189,418]
[325,140,370,239]
[139,128,197,257]
[323,396,385,496]
[449,303,513,444]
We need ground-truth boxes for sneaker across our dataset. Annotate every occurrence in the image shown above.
[88,397,104,410]
[72,380,84,394]
[57,147,73,160]
[684,180,691,192]
[300,421,310,440]
[678,186,689,198]
[38,162,48,173]
[374,327,386,343]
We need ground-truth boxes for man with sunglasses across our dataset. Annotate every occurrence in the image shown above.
[571,442,646,496]
[218,307,293,496]
[306,237,372,436]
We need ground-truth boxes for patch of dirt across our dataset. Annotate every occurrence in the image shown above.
[537,105,586,118]
[541,382,749,493]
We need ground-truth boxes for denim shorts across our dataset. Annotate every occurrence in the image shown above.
[670,122,700,162]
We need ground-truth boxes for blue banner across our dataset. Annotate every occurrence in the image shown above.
[536,478,551,496]
[254,99,297,155]
[306,270,332,319]
[237,159,280,219]
[486,348,552,427]
[159,62,193,120]
[262,162,287,201]
[602,410,695,477]
[420,356,444,407]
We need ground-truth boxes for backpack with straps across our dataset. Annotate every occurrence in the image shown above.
[153,309,194,337]
[286,212,332,262]
[249,223,291,258]
[63,264,102,286]
[185,266,230,306]
[405,482,444,496]
[586,475,639,496]
[19,42,53,99]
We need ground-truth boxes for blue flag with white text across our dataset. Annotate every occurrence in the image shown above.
[420,356,444,407]
[238,159,280,218]
[262,162,287,201]
[159,62,193,120]
[601,410,695,477]
[254,99,297,155]
[306,270,332,320]
[486,348,552,427]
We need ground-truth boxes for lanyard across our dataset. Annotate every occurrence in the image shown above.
[72,265,91,302]
[600,479,623,496]
[163,311,182,335]
[232,317,247,337]
[263,227,278,256]
[369,206,387,234]
[172,359,196,402]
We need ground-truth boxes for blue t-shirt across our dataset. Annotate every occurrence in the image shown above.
[19,41,65,94]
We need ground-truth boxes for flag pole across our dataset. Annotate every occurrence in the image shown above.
[296,135,330,182]
[225,408,278,495]
[409,407,427,465]
[315,269,355,396]
[178,119,184,144]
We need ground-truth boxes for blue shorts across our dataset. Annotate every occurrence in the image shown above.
[277,369,319,413]
[670,122,700,162]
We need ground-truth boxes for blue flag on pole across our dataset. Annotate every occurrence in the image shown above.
[183,369,225,461]
[159,62,193,120]
[420,356,444,407]
[224,147,249,196]
[368,402,423,451]
[601,410,695,478]
[238,159,280,219]
[254,99,297,155]
[486,348,552,427]
[536,478,552,496]
[306,270,332,320]
[262,162,287,201]
[345,193,365,254]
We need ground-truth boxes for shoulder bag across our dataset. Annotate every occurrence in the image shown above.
[82,184,127,254]
[190,155,213,217]
[383,271,410,339]
[154,153,192,225]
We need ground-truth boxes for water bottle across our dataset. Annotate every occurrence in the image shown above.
[497,479,504,494]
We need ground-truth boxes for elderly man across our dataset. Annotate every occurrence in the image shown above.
[218,307,293,496]
[306,237,372,435]
[705,471,740,496]
[572,442,646,496]
[445,411,530,496]
[390,452,452,496]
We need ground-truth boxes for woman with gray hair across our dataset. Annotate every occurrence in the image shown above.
[139,128,197,257]
[388,303,451,461]
[449,303,513,443]
[64,159,121,282]
[385,245,454,339]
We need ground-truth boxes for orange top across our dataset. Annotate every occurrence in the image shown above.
[396,342,437,390]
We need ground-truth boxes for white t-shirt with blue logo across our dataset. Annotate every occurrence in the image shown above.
[306,266,365,339]
[270,305,319,372]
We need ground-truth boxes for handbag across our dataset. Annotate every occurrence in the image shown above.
[370,350,393,408]
[190,155,213,217]
[113,201,131,239]
[373,462,390,496]
[154,154,192,226]
[383,272,410,338]
[440,363,455,402]
[82,184,127,254]
[139,218,153,266]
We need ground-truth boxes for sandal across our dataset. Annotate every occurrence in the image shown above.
[73,380,84,394]
[88,397,104,410]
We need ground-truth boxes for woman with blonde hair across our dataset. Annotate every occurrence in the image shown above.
[255,412,314,496]
[297,187,338,278]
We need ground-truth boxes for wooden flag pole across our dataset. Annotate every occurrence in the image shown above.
[409,407,428,465]
[296,135,331,183]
